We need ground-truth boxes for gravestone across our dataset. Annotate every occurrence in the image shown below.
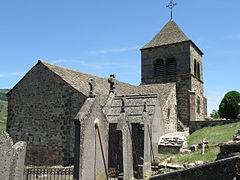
[0,131,26,180]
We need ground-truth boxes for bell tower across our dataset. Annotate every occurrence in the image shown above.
[140,20,207,123]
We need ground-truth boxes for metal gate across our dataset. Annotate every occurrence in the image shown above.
[24,167,73,180]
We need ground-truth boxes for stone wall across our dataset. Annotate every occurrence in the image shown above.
[191,77,206,120]
[0,131,26,180]
[141,42,207,123]
[150,157,240,180]
[7,63,87,166]
[162,87,177,133]
[189,119,240,134]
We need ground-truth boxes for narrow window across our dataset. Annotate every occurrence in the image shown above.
[166,58,176,75]
[154,59,164,77]
[194,59,197,76]
[197,62,200,79]
[167,108,171,119]
[197,97,201,114]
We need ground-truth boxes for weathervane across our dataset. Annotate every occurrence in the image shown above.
[166,0,177,20]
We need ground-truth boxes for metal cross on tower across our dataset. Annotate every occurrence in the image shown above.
[166,0,177,20]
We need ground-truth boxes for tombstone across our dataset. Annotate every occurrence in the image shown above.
[0,131,13,180]
[9,141,27,180]
[233,130,240,141]
[108,74,117,95]
[0,131,26,180]
[116,98,134,180]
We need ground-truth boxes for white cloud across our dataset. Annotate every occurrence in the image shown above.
[89,46,141,54]
[0,72,25,78]
[52,59,69,64]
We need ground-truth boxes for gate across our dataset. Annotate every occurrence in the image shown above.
[24,167,73,180]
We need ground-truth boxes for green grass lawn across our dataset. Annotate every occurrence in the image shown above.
[156,122,240,164]
[0,122,7,130]
[0,89,8,130]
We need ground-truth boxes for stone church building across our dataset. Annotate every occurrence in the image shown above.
[6,20,207,179]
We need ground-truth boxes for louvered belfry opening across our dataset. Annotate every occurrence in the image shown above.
[197,62,200,79]
[194,59,197,76]
[154,59,165,77]
[166,58,176,76]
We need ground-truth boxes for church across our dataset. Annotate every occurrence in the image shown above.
[6,19,207,179]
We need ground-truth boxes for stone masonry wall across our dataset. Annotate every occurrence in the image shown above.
[141,42,192,123]
[7,63,87,166]
[189,119,240,134]
[190,44,206,120]
[141,42,207,123]
[191,77,205,120]
[162,86,177,133]
[150,157,240,180]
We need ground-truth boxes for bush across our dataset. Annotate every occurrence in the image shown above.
[219,91,240,119]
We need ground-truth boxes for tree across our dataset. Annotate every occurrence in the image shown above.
[210,109,220,119]
[219,91,240,119]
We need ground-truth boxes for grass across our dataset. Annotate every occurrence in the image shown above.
[156,121,240,165]
[0,89,8,130]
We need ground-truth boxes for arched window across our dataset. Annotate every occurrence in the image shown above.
[166,58,176,75]
[197,97,200,114]
[194,59,197,76]
[197,62,200,79]
[154,59,164,77]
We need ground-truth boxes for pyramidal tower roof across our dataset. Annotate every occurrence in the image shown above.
[141,20,191,49]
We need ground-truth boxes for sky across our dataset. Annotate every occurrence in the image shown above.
[0,0,239,114]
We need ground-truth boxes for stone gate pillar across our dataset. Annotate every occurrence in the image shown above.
[117,112,134,180]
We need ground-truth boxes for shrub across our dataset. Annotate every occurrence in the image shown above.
[219,91,240,119]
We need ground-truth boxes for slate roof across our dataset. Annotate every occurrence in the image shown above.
[40,61,176,98]
[39,60,135,96]
[141,20,190,49]
[106,94,158,123]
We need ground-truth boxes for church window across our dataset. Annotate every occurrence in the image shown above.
[166,58,176,75]
[197,97,200,114]
[194,59,197,76]
[197,62,200,79]
[154,59,165,77]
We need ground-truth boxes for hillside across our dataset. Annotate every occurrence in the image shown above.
[156,121,240,166]
[0,89,9,130]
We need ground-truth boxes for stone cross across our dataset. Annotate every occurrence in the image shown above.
[88,78,96,98]
[143,101,147,112]
[108,74,117,95]
[166,0,177,20]
[201,138,206,155]
[120,96,126,113]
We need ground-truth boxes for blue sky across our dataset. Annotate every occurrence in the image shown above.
[0,0,239,114]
